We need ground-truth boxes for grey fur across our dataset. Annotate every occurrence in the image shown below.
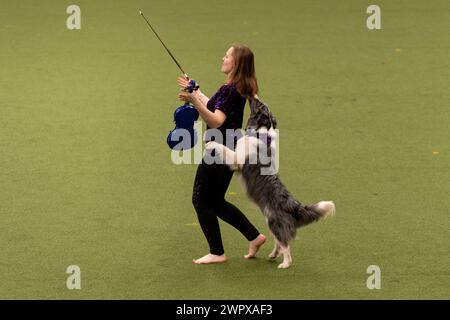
[241,97,329,246]
[207,97,335,268]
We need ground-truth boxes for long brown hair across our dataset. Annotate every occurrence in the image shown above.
[228,43,258,99]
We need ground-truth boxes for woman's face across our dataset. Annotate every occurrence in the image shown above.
[221,47,235,75]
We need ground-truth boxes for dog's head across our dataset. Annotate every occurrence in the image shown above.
[246,96,277,131]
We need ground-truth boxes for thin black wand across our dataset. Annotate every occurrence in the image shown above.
[139,10,188,79]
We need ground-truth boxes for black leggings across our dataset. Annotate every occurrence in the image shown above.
[192,160,260,255]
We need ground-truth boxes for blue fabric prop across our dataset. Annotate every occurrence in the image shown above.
[167,80,200,150]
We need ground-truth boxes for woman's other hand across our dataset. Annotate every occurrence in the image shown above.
[178,91,197,104]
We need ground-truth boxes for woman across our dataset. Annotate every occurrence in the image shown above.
[177,44,266,264]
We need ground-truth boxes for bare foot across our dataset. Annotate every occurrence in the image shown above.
[244,234,266,259]
[192,253,227,264]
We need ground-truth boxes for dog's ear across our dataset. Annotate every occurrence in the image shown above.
[257,107,273,130]
[249,96,259,114]
[271,116,277,129]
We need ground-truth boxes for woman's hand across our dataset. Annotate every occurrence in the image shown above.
[178,91,195,104]
[176,82,225,128]
[177,76,190,90]
[177,75,195,103]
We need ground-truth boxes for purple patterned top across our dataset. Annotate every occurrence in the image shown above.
[206,83,246,146]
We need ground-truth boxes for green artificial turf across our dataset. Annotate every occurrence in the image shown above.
[1,0,449,299]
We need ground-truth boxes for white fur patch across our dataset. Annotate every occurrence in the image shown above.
[317,201,336,218]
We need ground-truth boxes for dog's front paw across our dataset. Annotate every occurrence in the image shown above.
[205,141,220,151]
[204,141,225,163]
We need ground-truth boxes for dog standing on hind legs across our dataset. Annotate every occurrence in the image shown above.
[205,96,335,269]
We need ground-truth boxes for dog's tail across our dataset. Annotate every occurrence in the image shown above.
[295,201,335,227]
[310,201,336,219]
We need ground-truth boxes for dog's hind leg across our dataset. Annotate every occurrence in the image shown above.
[278,244,292,269]
[267,217,294,268]
[268,232,280,259]
[268,240,280,259]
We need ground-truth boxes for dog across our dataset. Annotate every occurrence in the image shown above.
[205,96,335,269]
